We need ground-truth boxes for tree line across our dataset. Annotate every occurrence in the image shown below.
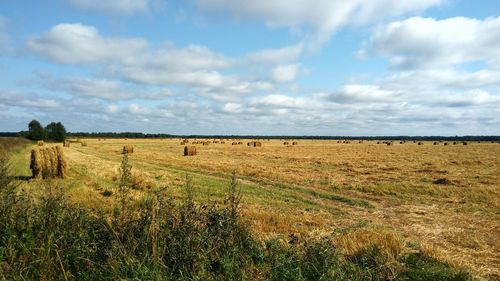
[18,120,67,142]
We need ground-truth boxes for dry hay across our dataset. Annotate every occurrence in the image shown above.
[418,142,423,145]
[283,142,289,145]
[123,145,134,154]
[30,145,67,179]
[202,142,209,146]
[213,141,219,144]
[221,141,225,144]
[292,141,298,145]
[463,142,468,145]
[433,142,438,145]
[63,141,70,147]
[247,141,262,147]
[444,142,449,146]
[184,146,197,156]
[81,141,88,147]
[377,141,381,144]
[237,141,242,145]
[232,142,238,145]
[453,141,457,145]
[37,141,44,146]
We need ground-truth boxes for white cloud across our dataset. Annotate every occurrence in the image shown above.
[197,0,441,48]
[271,64,300,83]
[27,23,148,64]
[0,91,61,108]
[329,84,400,103]
[365,16,500,68]
[54,77,133,100]
[69,0,150,15]
[245,44,303,64]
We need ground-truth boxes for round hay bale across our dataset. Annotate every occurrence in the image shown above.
[184,146,197,156]
[283,142,289,145]
[63,141,70,147]
[30,146,67,179]
[232,142,238,145]
[418,142,423,145]
[444,142,449,146]
[433,142,438,145]
[37,140,44,146]
[238,142,242,145]
[253,142,262,147]
[463,142,468,145]
[292,141,298,145]
[30,148,42,178]
[123,145,134,154]
[81,141,88,147]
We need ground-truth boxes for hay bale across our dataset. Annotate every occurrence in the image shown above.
[81,141,87,147]
[123,145,134,154]
[453,141,457,145]
[63,141,70,147]
[30,146,67,179]
[433,142,438,145]
[221,141,225,144]
[292,141,298,145]
[253,142,262,147]
[283,142,289,145]
[418,142,423,145]
[463,142,468,145]
[184,146,197,156]
[237,142,242,145]
[202,142,209,146]
[37,141,44,146]
[444,142,449,146]
[232,142,238,145]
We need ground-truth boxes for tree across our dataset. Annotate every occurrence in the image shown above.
[27,120,46,140]
[45,122,66,142]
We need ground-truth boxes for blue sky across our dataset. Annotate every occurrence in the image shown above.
[1,0,499,135]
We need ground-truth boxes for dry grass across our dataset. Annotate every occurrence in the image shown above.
[9,138,500,279]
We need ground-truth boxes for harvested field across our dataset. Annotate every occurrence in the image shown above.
[6,138,500,279]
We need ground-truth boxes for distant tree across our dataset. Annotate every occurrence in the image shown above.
[27,120,46,140]
[45,122,66,142]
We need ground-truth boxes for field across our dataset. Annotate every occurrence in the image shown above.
[8,138,500,279]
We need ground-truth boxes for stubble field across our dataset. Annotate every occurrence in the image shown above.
[11,138,500,279]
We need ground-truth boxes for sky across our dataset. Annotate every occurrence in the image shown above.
[0,0,499,136]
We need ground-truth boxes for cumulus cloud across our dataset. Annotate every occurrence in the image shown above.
[245,44,303,64]
[271,64,300,83]
[118,44,232,87]
[0,91,61,108]
[69,0,150,15]
[364,16,500,68]
[197,0,441,48]
[27,23,148,64]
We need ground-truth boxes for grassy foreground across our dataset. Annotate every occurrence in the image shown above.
[0,138,475,280]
